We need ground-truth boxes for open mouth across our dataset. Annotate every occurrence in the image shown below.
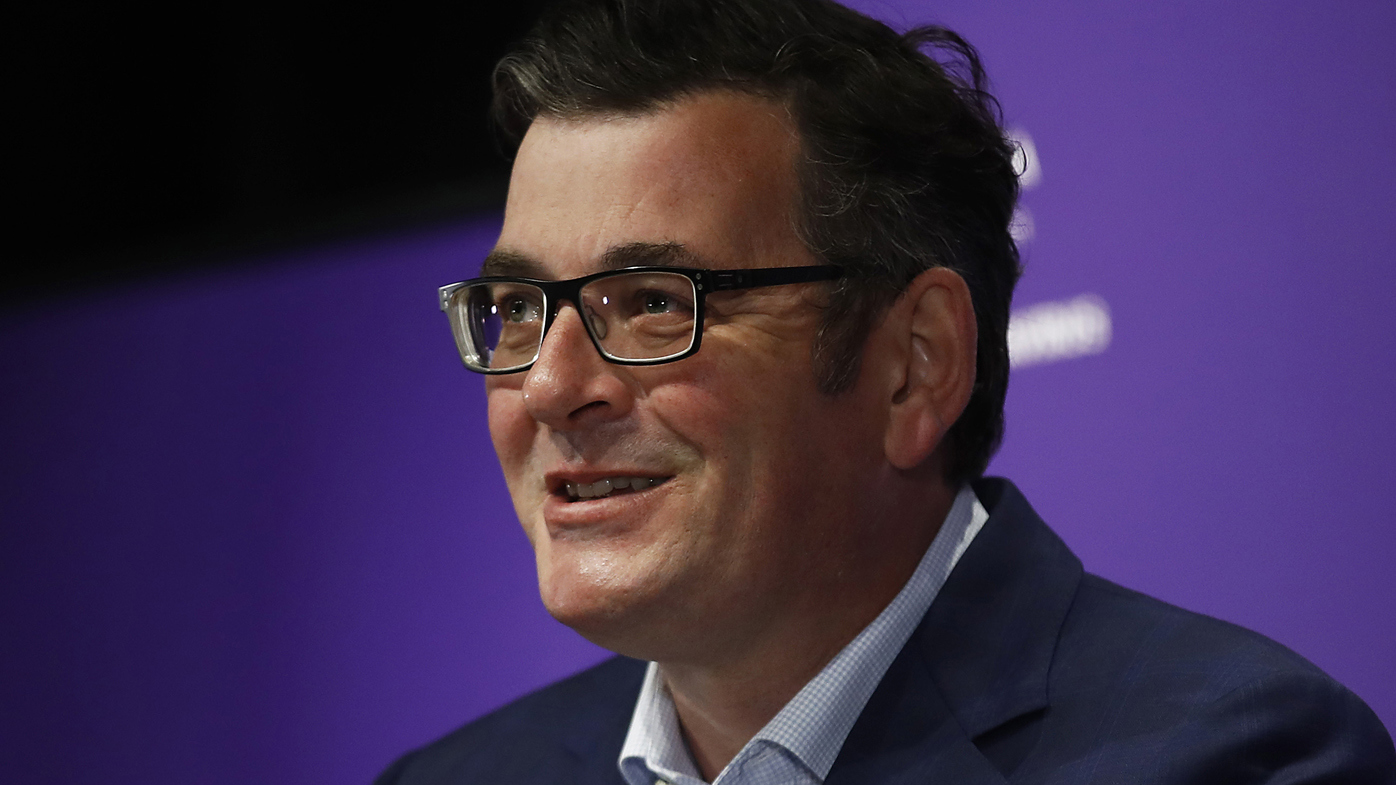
[561,476,669,501]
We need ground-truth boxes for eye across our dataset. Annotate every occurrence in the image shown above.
[642,291,679,314]
[500,295,542,323]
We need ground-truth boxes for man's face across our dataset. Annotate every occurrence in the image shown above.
[486,93,896,663]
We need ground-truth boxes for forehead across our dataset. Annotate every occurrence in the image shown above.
[495,91,805,277]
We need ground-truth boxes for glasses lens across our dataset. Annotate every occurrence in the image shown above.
[580,272,697,361]
[448,282,546,371]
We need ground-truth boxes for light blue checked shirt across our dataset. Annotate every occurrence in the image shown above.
[618,485,989,785]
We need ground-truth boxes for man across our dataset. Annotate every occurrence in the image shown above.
[379,0,1395,782]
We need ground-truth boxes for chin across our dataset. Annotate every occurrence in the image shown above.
[540,587,646,654]
[535,555,682,658]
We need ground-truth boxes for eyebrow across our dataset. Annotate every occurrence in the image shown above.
[600,241,705,271]
[479,248,547,278]
[481,242,708,278]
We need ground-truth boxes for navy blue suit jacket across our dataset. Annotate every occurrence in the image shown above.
[377,478,1396,783]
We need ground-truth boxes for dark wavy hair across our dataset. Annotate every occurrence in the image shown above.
[492,0,1021,485]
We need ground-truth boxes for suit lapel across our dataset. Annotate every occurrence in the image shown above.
[560,657,646,785]
[825,633,1011,784]
[828,478,1083,783]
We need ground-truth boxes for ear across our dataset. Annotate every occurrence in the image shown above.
[883,267,978,471]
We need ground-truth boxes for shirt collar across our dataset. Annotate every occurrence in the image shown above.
[619,484,989,785]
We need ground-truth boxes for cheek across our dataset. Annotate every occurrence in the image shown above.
[671,359,852,512]
[486,386,534,478]
[645,365,785,493]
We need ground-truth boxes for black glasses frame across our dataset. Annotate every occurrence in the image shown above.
[438,264,843,374]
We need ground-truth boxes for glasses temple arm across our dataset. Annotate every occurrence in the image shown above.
[709,265,843,291]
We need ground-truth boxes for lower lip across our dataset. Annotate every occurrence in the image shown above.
[542,481,670,533]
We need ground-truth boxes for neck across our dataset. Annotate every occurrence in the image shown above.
[660,478,959,780]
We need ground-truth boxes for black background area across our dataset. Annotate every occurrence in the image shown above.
[9,1,555,307]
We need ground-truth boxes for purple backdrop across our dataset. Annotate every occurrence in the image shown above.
[3,2,1393,782]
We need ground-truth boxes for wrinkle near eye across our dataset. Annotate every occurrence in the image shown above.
[706,287,823,321]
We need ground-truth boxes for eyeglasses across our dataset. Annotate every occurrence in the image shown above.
[438,265,842,374]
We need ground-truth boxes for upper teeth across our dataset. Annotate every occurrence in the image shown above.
[565,476,659,499]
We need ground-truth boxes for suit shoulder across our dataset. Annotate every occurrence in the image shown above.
[1029,574,1396,781]
[1063,572,1327,685]
[375,656,645,785]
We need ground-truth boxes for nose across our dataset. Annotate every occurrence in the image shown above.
[520,303,633,429]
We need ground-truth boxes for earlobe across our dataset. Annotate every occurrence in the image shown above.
[885,335,948,469]
[883,268,977,471]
